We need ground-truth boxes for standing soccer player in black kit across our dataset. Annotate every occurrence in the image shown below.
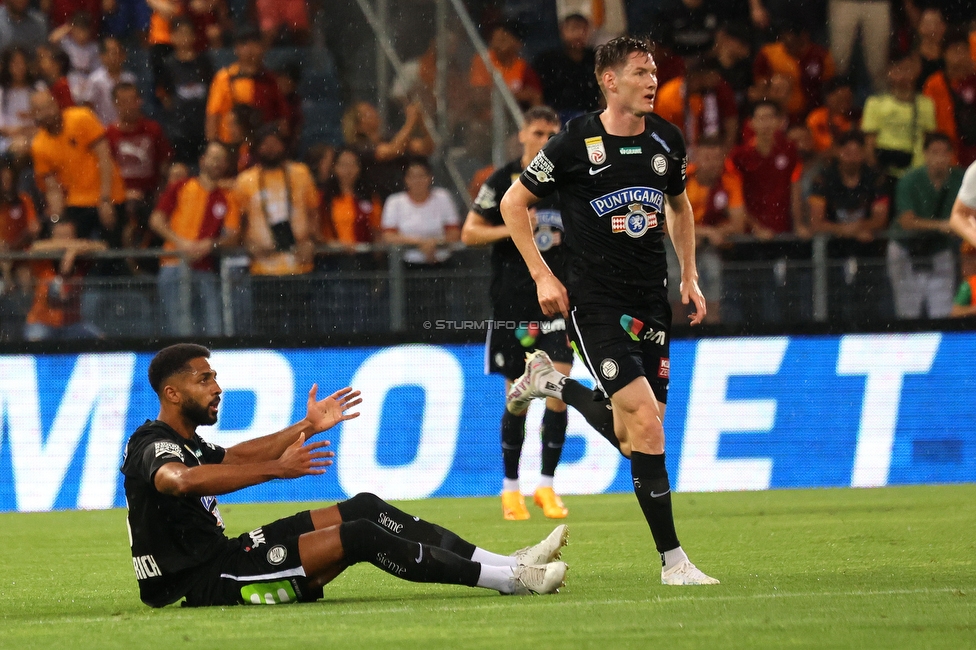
[121,344,569,607]
[462,106,574,522]
[499,37,719,585]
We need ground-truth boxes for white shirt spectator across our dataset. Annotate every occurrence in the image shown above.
[0,81,42,151]
[382,187,459,264]
[82,67,137,126]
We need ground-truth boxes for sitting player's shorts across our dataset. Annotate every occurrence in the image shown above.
[183,511,323,606]
[568,295,672,402]
[486,316,574,382]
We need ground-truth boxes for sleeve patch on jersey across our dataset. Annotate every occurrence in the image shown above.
[680,157,688,181]
[154,441,185,461]
[525,151,555,184]
[474,184,497,210]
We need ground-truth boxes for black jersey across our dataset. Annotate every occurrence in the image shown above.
[473,159,567,318]
[121,420,235,607]
[519,112,688,306]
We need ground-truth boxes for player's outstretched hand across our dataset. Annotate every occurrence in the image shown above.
[537,273,570,318]
[277,433,334,478]
[681,278,707,326]
[306,384,362,433]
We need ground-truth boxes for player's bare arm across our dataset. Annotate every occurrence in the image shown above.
[500,179,569,317]
[665,190,706,325]
[154,433,333,497]
[222,385,360,465]
[461,210,510,246]
[949,198,976,248]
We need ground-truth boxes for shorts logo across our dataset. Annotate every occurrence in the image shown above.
[611,203,657,238]
[494,352,506,368]
[526,151,555,184]
[658,358,670,379]
[154,441,184,461]
[651,154,669,175]
[267,545,287,565]
[474,184,497,210]
[644,328,666,345]
[600,358,619,380]
[585,136,607,164]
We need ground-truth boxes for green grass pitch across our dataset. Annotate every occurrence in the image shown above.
[1,485,974,649]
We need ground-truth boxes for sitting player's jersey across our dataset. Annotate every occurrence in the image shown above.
[121,420,235,607]
[519,112,688,307]
[473,159,566,318]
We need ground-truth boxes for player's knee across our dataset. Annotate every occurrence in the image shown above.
[337,491,384,522]
[337,519,384,564]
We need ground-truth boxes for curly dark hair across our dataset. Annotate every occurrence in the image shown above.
[148,344,212,394]
[0,46,36,89]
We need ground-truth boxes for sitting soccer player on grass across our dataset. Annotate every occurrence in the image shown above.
[122,344,568,607]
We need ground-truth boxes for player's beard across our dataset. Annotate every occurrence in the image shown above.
[182,398,218,426]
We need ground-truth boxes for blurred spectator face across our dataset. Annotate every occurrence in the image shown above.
[404,162,432,198]
[752,104,781,139]
[825,85,853,115]
[256,133,286,167]
[518,118,560,162]
[715,28,750,62]
[917,9,946,42]
[888,55,920,90]
[837,138,865,169]
[168,163,190,184]
[489,27,521,61]
[235,38,265,70]
[787,125,813,157]
[924,139,953,176]
[114,86,142,123]
[37,48,60,80]
[70,20,93,45]
[560,16,590,51]
[355,102,381,137]
[6,0,30,15]
[30,91,61,131]
[695,143,725,180]
[172,22,196,53]
[780,29,806,58]
[767,72,793,108]
[7,50,29,86]
[333,150,361,188]
[687,67,719,94]
[101,38,126,73]
[199,143,228,180]
[944,42,974,79]
[0,164,15,195]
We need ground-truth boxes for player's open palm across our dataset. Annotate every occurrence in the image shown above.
[306,384,363,433]
[277,433,334,478]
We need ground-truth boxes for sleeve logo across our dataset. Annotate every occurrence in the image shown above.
[585,136,607,164]
[526,151,555,184]
[154,441,185,461]
[474,184,497,210]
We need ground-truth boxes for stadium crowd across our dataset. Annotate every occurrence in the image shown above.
[1,0,976,341]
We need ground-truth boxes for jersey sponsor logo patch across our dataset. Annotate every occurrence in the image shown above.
[611,203,657,238]
[248,528,267,549]
[651,132,672,153]
[525,151,555,184]
[620,314,644,341]
[600,358,619,380]
[474,184,497,210]
[585,136,607,164]
[588,164,612,175]
[619,146,642,155]
[154,441,185,461]
[590,186,665,218]
[651,154,669,175]
[267,545,288,565]
[658,358,671,378]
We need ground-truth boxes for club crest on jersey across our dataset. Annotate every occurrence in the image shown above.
[526,151,555,183]
[590,186,664,217]
[585,136,607,164]
[651,154,669,175]
[611,203,657,238]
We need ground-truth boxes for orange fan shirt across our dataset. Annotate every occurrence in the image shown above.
[31,107,126,207]
[685,164,745,227]
[157,177,240,271]
[806,107,854,153]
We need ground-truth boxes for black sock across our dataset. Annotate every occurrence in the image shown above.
[540,408,567,477]
[630,451,680,554]
[562,378,619,451]
[337,492,477,559]
[501,410,526,480]
[339,520,481,586]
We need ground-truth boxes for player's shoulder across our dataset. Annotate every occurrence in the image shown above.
[563,111,604,138]
[641,114,686,154]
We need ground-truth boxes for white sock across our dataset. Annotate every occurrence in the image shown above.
[662,546,688,571]
[502,478,520,493]
[471,547,518,568]
[537,475,554,489]
[476,564,515,593]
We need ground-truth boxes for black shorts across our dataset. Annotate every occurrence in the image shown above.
[568,297,672,402]
[485,317,574,382]
[184,511,323,606]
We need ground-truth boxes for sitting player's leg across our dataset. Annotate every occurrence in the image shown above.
[310,492,568,567]
[298,520,567,595]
